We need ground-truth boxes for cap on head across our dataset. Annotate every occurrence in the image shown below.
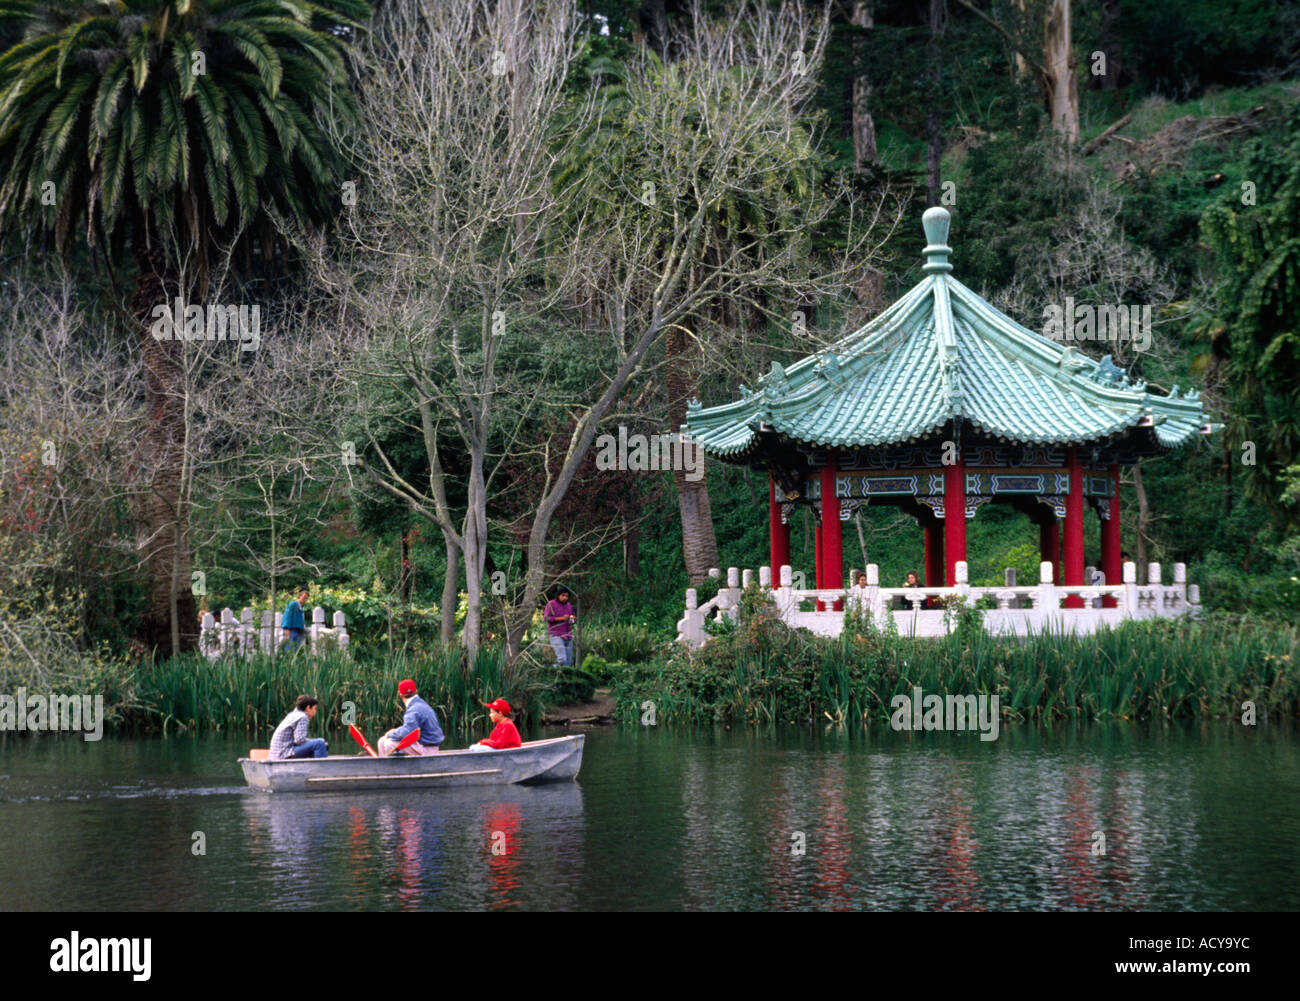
[398,679,417,697]
[483,697,511,716]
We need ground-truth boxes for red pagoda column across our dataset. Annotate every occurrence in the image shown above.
[769,477,790,587]
[1101,463,1121,608]
[821,458,843,609]
[1063,447,1085,608]
[1039,517,1061,583]
[924,515,944,587]
[814,518,823,588]
[943,456,966,586]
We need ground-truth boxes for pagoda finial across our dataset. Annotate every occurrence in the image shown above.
[922,206,953,274]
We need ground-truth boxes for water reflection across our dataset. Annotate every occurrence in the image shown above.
[240,783,583,910]
[3,722,1297,910]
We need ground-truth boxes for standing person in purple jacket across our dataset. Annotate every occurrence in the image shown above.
[543,587,576,665]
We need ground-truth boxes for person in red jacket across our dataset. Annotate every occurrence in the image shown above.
[468,697,522,752]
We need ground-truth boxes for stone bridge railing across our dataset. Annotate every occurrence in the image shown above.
[199,606,351,659]
[676,560,1199,649]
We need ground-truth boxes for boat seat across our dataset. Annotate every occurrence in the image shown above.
[249,748,270,761]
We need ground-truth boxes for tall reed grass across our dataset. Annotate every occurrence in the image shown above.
[614,608,1300,727]
[127,644,548,736]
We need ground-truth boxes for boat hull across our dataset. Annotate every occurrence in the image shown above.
[240,734,585,793]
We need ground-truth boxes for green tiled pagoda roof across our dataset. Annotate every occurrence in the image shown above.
[685,207,1217,459]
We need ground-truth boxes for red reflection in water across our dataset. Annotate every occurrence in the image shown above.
[932,770,982,911]
[483,802,522,910]
[395,808,422,910]
[1062,769,1103,910]
[812,764,854,911]
[346,806,370,903]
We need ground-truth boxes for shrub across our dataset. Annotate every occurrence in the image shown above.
[582,622,659,662]
[578,653,629,684]
[546,665,597,704]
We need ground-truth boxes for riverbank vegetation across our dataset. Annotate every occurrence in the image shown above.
[1,644,562,738]
[612,591,1300,727]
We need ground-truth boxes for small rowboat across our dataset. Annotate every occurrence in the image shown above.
[239,734,585,793]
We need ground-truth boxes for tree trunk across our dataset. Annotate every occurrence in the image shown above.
[1013,0,1030,79]
[1043,0,1079,143]
[132,239,198,659]
[461,444,488,657]
[624,515,640,577]
[665,324,718,584]
[1133,462,1149,584]
[1097,0,1123,92]
[400,529,413,649]
[1223,439,1233,517]
[851,1,877,172]
[441,532,460,644]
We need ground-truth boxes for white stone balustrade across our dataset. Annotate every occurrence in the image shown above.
[676,559,1202,648]
[200,605,351,659]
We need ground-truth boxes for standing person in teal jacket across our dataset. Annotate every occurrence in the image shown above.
[281,589,309,649]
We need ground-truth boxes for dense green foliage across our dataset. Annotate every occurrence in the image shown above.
[613,586,1300,726]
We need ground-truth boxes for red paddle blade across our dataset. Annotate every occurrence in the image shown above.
[394,728,421,752]
[349,724,378,758]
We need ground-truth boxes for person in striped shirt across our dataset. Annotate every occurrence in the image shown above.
[270,695,328,759]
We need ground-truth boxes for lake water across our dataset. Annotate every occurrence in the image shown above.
[2,722,1297,911]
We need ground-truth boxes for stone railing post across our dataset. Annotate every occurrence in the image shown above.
[775,565,797,622]
[333,610,350,654]
[954,561,970,613]
[865,564,884,627]
[1036,561,1057,616]
[759,566,772,589]
[1123,561,1138,618]
[260,610,275,655]
[1172,562,1187,614]
[676,587,702,647]
[240,607,255,658]
[200,612,216,658]
[310,605,326,653]
[220,608,236,656]
[726,567,741,618]
[742,569,754,588]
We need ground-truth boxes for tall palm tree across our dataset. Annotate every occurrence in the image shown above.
[0,0,366,656]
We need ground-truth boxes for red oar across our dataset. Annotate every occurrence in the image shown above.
[392,729,421,754]
[349,723,378,758]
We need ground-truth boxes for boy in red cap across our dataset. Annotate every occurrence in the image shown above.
[467,697,522,751]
